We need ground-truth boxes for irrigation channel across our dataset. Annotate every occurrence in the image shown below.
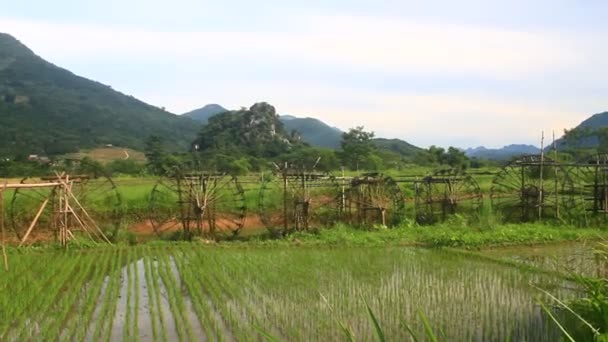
[0,243,598,341]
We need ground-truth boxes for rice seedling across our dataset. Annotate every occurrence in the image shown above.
[0,242,596,340]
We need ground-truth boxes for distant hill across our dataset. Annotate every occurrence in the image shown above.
[186,103,424,157]
[185,105,344,149]
[464,144,540,160]
[373,138,423,158]
[192,102,301,158]
[280,115,342,149]
[182,104,228,124]
[554,111,608,151]
[0,33,199,157]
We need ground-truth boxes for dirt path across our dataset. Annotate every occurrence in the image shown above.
[123,150,130,160]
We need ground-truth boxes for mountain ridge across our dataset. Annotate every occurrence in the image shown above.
[464,144,540,160]
[184,104,422,154]
[0,32,200,157]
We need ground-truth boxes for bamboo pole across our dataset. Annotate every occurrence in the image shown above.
[1,182,8,271]
[65,203,96,242]
[538,131,545,221]
[553,131,560,219]
[0,182,62,189]
[64,184,112,244]
[19,198,50,247]
[52,172,112,245]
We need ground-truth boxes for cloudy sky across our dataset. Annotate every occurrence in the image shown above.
[2,1,607,148]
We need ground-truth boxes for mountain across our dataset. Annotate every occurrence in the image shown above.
[280,115,342,149]
[184,105,343,149]
[575,111,608,129]
[182,104,228,124]
[185,104,425,158]
[464,144,540,160]
[0,33,200,157]
[553,111,608,151]
[192,102,300,157]
[373,138,422,157]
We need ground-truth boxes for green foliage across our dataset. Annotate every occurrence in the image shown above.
[372,138,422,162]
[0,33,198,158]
[278,147,340,171]
[144,135,168,175]
[273,223,607,248]
[415,145,470,169]
[339,126,377,170]
[193,102,302,159]
[182,104,228,124]
[0,159,50,177]
[105,159,145,176]
[281,116,343,149]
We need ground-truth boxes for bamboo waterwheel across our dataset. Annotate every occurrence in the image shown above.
[342,173,405,227]
[414,168,483,224]
[490,155,574,222]
[8,170,121,243]
[149,170,246,239]
[568,154,608,223]
[258,166,341,236]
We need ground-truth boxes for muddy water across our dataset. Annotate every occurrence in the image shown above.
[85,257,203,341]
[481,242,608,277]
[166,256,208,341]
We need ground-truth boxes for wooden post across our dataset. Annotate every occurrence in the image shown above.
[538,131,545,221]
[283,164,288,235]
[553,131,560,219]
[1,182,8,271]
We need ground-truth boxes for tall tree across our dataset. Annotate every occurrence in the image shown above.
[144,135,167,175]
[339,126,376,171]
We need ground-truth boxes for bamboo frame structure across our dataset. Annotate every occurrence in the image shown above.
[1,175,111,247]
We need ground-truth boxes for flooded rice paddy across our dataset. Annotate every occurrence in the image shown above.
[0,243,596,341]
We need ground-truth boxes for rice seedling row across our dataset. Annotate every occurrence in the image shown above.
[70,249,113,341]
[171,249,221,340]
[0,244,588,340]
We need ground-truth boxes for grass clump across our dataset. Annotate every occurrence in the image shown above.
[275,222,608,249]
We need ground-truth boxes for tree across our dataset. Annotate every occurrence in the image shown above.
[280,147,340,172]
[144,135,167,175]
[415,145,469,169]
[339,126,376,171]
[192,102,299,159]
[444,147,469,169]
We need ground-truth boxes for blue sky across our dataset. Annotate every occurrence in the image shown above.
[2,0,608,148]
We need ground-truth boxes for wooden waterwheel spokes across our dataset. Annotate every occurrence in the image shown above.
[9,177,57,240]
[343,173,405,228]
[568,154,608,222]
[149,177,183,236]
[7,172,116,246]
[258,170,341,236]
[490,155,574,223]
[414,168,483,224]
[149,171,247,239]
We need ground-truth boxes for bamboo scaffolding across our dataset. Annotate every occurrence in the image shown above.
[18,198,49,247]
[52,173,112,245]
[2,174,112,247]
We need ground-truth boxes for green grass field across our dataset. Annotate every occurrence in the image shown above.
[1,167,606,340]
[0,244,582,341]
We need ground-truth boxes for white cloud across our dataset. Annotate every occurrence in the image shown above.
[1,15,588,78]
[1,16,606,148]
[138,79,594,147]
